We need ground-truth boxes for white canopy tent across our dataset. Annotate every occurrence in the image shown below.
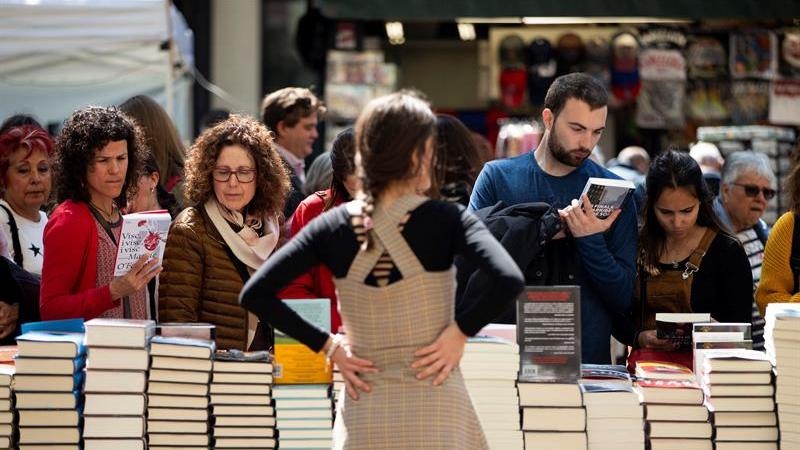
[0,0,193,138]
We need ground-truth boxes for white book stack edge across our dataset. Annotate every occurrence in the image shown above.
[211,349,276,449]
[274,384,332,450]
[699,349,776,448]
[463,324,522,450]
[518,381,586,450]
[633,360,711,450]
[579,380,644,450]
[765,303,800,448]
[146,334,216,450]
[15,329,86,450]
[82,318,155,450]
[0,365,13,449]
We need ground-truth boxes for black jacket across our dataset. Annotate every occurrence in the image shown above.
[0,257,41,344]
[455,201,563,323]
[282,158,306,220]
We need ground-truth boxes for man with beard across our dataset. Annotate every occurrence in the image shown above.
[469,72,637,364]
[713,151,775,351]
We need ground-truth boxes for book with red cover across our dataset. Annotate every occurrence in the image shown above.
[636,379,704,405]
[635,360,695,381]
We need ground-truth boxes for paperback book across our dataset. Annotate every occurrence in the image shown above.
[655,313,711,349]
[274,298,331,384]
[579,177,635,219]
[516,285,581,382]
[113,210,171,277]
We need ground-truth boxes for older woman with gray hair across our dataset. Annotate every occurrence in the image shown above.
[713,150,777,351]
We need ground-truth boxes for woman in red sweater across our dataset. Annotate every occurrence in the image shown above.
[40,106,159,320]
[279,129,359,332]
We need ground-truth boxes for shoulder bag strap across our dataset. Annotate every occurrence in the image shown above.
[0,204,23,267]
[791,213,800,294]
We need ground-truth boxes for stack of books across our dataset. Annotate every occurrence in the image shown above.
[462,332,522,450]
[82,318,154,450]
[692,322,752,376]
[699,349,777,449]
[273,384,332,449]
[765,303,800,449]
[147,335,215,449]
[211,350,276,449]
[0,365,12,449]
[579,365,644,450]
[634,361,711,450]
[15,325,86,450]
[331,365,344,405]
[518,381,586,449]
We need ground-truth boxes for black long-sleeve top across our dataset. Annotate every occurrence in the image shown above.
[240,200,525,353]
[613,231,754,346]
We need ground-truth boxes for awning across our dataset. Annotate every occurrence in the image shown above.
[319,0,800,21]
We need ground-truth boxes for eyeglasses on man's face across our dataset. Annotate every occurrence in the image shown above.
[733,182,776,200]
[212,167,256,183]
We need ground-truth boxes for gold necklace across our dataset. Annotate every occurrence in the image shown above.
[90,201,117,221]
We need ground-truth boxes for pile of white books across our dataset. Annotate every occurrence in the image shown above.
[700,349,777,450]
[634,361,711,450]
[518,381,586,450]
[580,379,644,450]
[765,303,800,450]
[211,350,276,449]
[82,318,155,450]
[274,384,332,449]
[15,329,86,449]
[147,335,215,449]
[462,333,523,450]
[0,365,12,449]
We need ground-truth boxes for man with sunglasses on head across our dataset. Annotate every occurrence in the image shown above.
[713,151,777,351]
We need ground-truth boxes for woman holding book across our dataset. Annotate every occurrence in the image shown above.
[159,114,289,351]
[40,106,158,320]
[619,150,752,371]
[278,128,359,333]
[241,92,524,449]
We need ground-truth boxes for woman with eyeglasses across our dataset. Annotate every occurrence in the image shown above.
[756,153,800,314]
[159,115,289,351]
[615,150,752,372]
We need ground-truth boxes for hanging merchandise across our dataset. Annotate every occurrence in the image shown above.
[729,81,770,125]
[498,34,529,109]
[686,35,728,79]
[610,31,642,105]
[768,79,800,125]
[686,80,730,122]
[526,37,556,108]
[555,32,586,77]
[585,37,611,88]
[779,32,800,77]
[495,119,542,159]
[636,29,687,129]
[498,34,527,69]
[730,30,778,79]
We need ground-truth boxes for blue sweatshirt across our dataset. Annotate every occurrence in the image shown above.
[469,151,638,364]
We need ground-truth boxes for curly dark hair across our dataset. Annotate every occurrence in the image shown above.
[53,106,147,205]
[184,114,289,218]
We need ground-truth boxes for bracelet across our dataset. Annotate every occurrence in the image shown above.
[325,334,343,360]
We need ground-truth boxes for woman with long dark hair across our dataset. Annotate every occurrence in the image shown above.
[623,150,752,371]
[240,92,523,448]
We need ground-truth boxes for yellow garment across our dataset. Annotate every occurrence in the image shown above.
[755,211,800,315]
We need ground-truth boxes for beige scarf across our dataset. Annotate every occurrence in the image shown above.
[204,198,279,348]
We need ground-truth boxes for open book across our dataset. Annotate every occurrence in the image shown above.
[113,210,171,277]
[579,177,635,219]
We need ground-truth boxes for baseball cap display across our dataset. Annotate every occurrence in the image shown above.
[526,37,556,107]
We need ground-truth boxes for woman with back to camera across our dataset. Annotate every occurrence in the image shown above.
[158,115,289,351]
[120,95,187,207]
[240,92,524,449]
[620,150,752,371]
[278,128,359,333]
[0,124,54,276]
[40,106,158,320]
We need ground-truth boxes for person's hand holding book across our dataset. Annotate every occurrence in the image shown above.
[109,253,162,300]
[558,193,622,237]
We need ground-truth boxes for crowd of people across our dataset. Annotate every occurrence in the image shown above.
[0,73,798,447]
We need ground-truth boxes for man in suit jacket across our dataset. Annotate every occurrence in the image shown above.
[260,87,326,221]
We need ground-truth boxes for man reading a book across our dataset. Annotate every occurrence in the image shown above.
[469,72,638,364]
